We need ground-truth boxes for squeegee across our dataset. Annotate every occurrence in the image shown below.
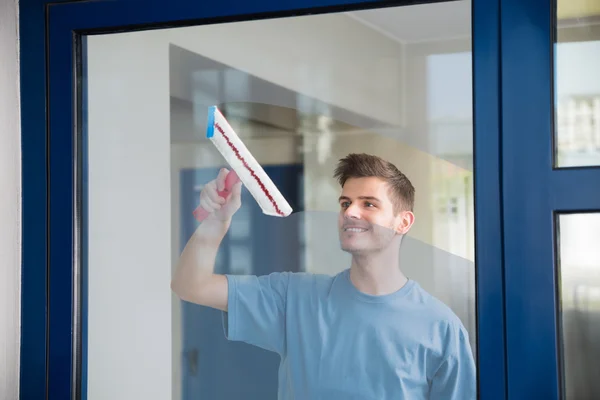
[193,106,293,222]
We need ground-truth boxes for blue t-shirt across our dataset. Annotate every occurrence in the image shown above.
[223,268,476,399]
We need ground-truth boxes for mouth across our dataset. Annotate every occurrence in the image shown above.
[343,227,368,233]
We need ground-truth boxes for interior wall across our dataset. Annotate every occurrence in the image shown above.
[86,34,172,400]
[168,13,405,127]
[0,0,21,399]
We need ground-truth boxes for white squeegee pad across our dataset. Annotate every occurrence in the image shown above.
[207,106,293,217]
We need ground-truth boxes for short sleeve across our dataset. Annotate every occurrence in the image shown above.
[222,272,290,355]
[429,322,477,400]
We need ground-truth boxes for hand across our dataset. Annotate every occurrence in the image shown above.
[199,168,243,222]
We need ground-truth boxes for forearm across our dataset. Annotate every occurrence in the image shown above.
[171,216,230,301]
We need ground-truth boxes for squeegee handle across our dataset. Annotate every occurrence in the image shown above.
[193,170,240,222]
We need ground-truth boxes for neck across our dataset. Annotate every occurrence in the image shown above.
[349,245,407,296]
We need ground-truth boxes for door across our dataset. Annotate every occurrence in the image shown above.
[180,164,303,399]
[501,0,600,398]
[19,0,505,399]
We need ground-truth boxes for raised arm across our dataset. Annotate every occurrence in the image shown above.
[171,168,243,311]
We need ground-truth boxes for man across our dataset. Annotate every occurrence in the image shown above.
[171,153,476,399]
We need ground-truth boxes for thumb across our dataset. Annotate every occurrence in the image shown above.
[232,181,243,197]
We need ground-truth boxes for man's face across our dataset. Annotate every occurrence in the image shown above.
[337,177,413,255]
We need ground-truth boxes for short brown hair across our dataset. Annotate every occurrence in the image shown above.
[333,153,415,212]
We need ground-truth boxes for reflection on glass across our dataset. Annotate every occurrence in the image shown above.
[229,245,252,275]
[555,1,600,167]
[85,1,475,399]
[558,213,600,399]
[228,205,251,239]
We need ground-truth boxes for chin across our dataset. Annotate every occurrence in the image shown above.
[339,234,397,255]
[341,246,360,255]
[340,241,373,254]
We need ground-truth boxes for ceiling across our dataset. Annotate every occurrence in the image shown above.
[346,1,471,43]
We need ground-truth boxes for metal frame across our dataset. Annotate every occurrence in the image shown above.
[19,0,506,398]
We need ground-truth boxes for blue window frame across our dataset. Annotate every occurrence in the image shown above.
[501,0,600,399]
[19,0,506,399]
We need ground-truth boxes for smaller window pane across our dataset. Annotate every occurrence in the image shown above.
[557,213,600,399]
[554,2,600,167]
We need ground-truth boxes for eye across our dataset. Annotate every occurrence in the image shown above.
[340,201,350,209]
[364,202,375,208]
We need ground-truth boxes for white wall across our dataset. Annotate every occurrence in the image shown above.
[87,34,172,400]
[0,0,21,399]
[168,13,405,127]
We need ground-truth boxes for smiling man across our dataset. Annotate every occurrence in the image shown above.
[172,153,476,400]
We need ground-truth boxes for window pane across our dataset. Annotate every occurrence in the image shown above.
[229,245,252,275]
[555,1,600,167]
[557,213,600,398]
[85,1,476,399]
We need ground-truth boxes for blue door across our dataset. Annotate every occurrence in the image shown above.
[180,165,304,399]
[19,0,512,399]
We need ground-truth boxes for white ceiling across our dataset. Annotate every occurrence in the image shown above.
[346,0,471,43]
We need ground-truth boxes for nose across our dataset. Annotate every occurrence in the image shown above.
[344,203,361,219]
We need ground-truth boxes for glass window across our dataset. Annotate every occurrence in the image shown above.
[84,1,476,398]
[555,1,600,167]
[557,213,600,398]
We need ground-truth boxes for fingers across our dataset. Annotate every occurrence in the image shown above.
[204,181,226,205]
[200,190,221,213]
[216,168,229,192]
[200,196,220,213]
[200,181,225,212]
[199,170,241,217]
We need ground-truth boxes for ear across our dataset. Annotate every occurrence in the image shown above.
[394,211,415,235]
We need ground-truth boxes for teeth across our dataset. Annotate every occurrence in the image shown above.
[345,228,366,232]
